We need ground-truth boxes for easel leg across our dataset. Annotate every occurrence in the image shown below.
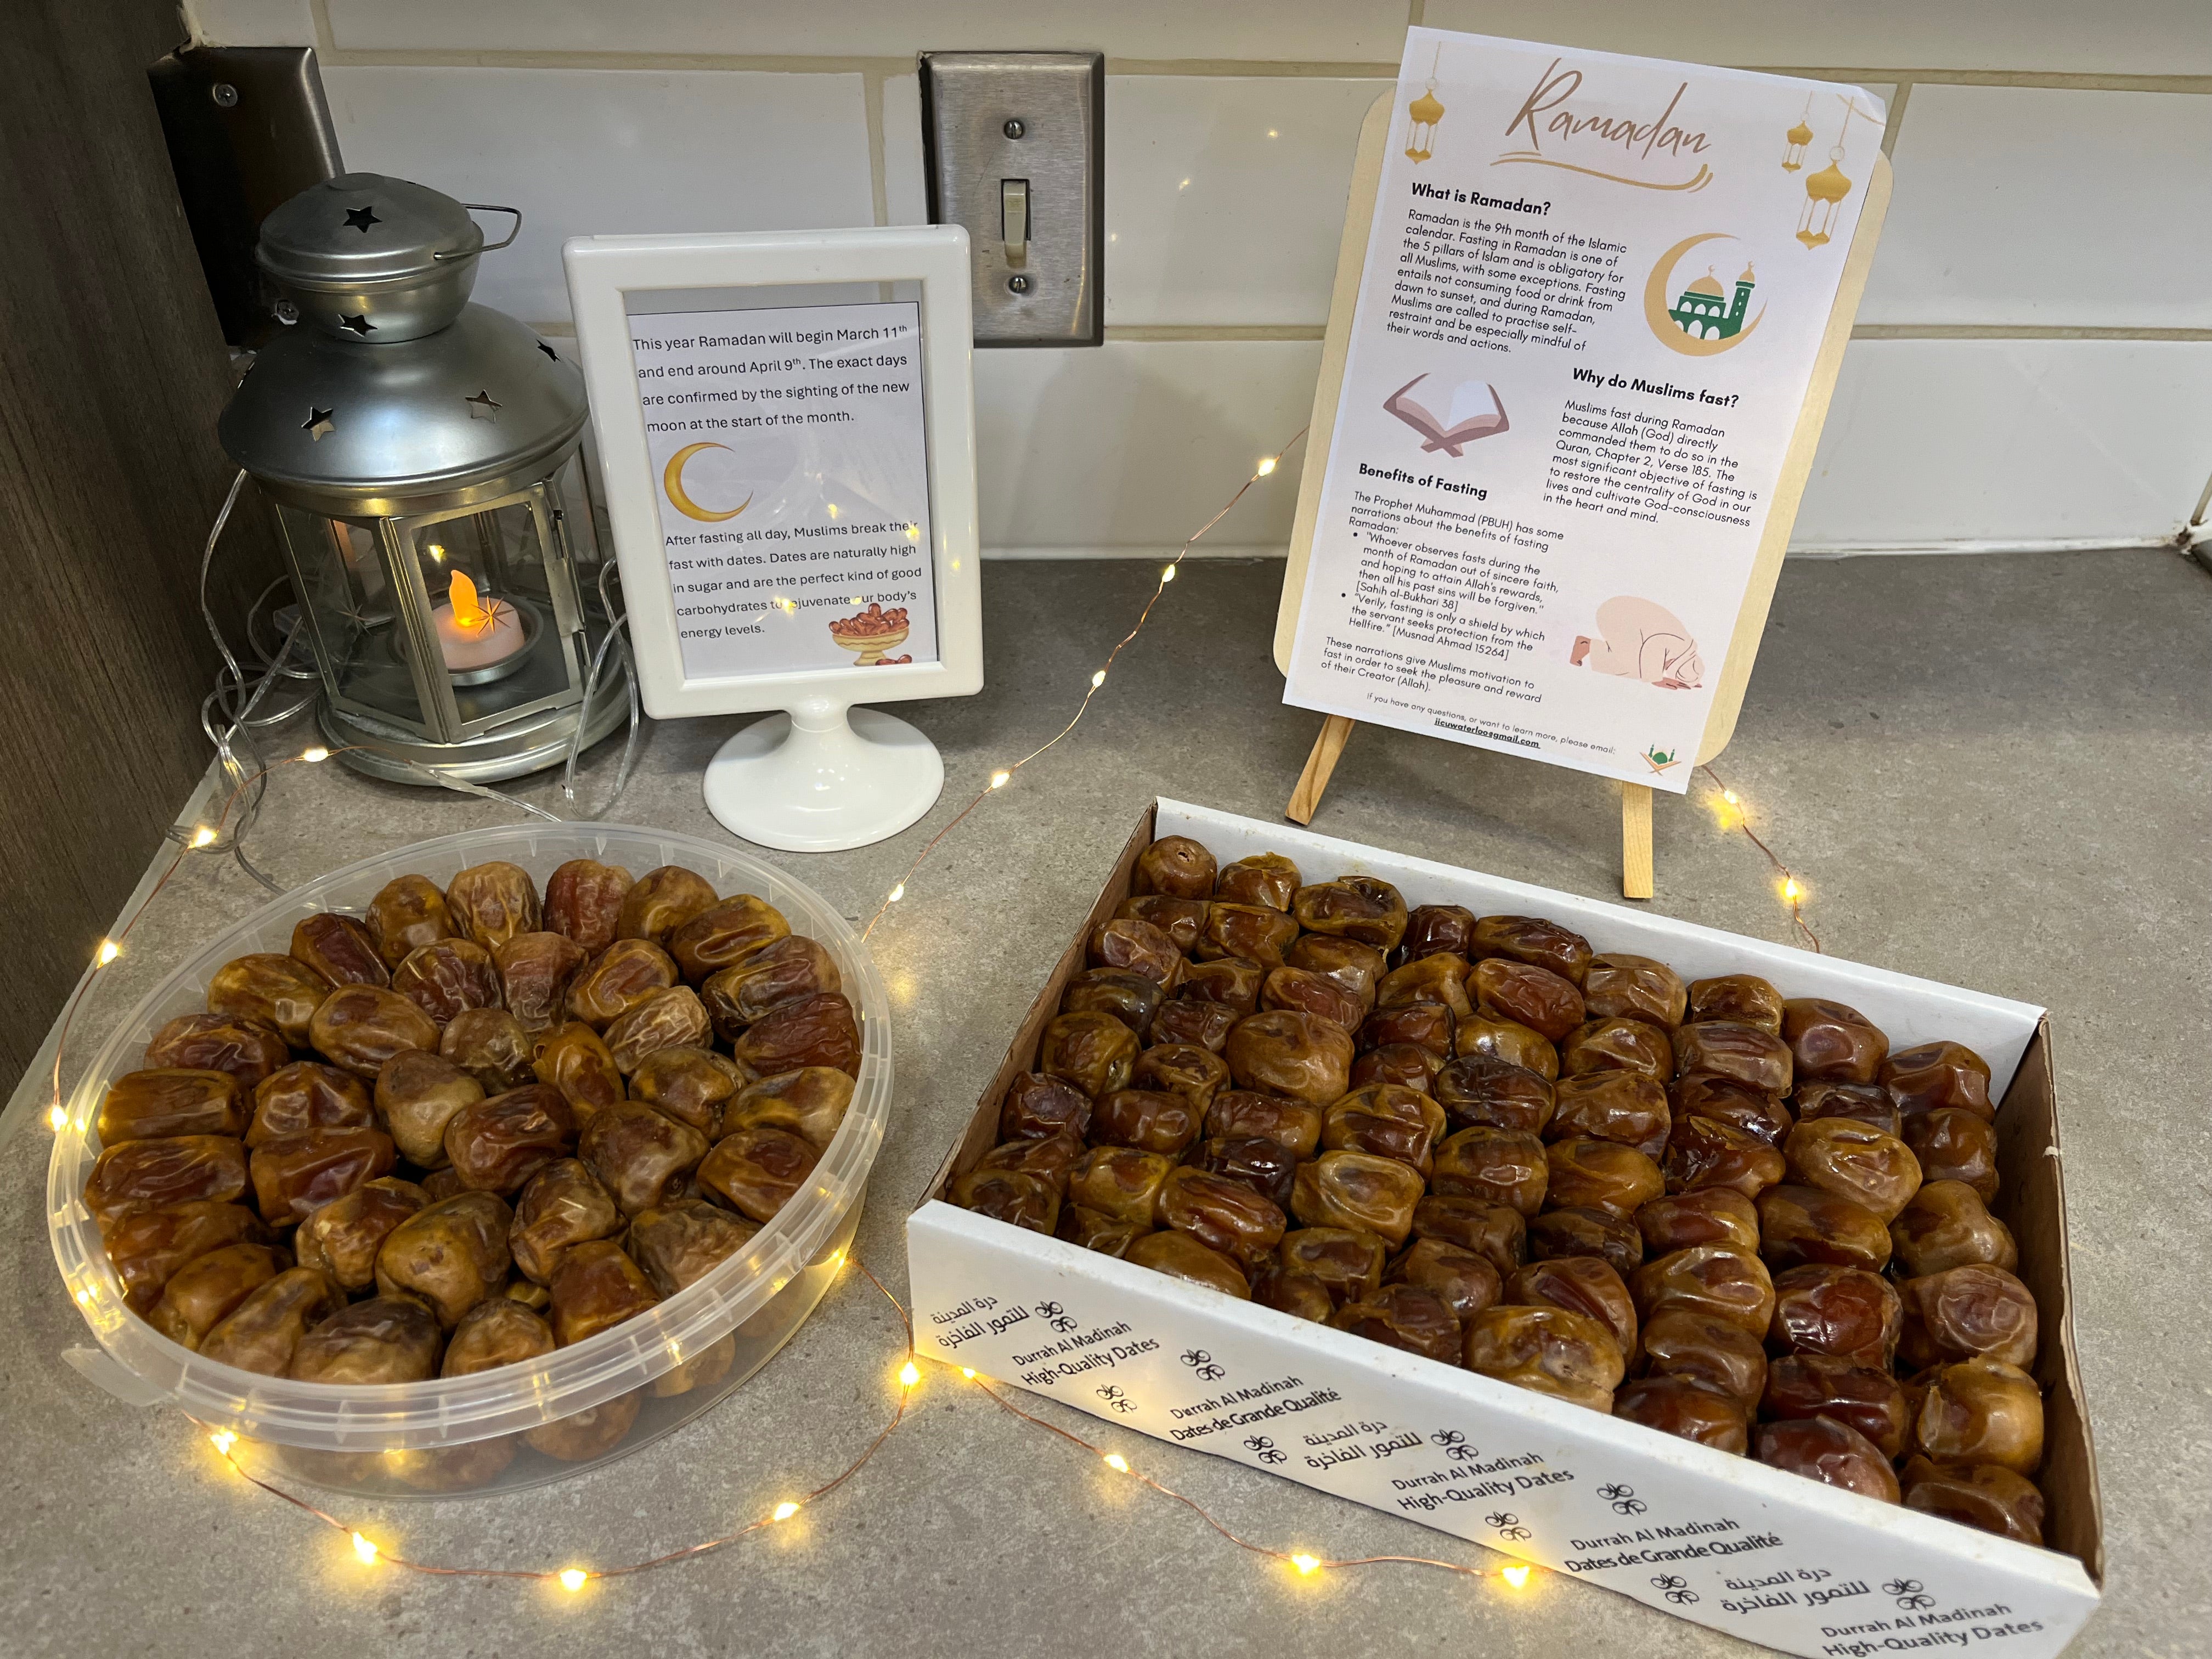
[1621,782,1655,900]
[1286,716,1357,825]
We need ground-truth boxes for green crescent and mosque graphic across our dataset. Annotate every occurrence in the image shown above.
[1642,232,1768,357]
[1667,261,1757,341]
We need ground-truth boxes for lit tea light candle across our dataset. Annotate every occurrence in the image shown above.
[432,569,526,669]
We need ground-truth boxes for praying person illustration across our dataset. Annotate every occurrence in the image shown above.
[1571,596,1705,690]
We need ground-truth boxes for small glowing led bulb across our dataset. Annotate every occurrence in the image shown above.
[1256,455,1277,476]
[1159,564,1178,583]
[1782,877,1803,901]
[898,1361,921,1388]
[960,1368,977,1380]
[95,939,121,966]
[190,825,217,848]
[208,1430,236,1456]
[1091,669,1107,689]
[558,1568,588,1592]
[302,746,330,763]
[989,770,1011,789]
[1291,1553,1321,1577]
[1103,1454,1130,1474]
[771,1502,800,1522]
[351,1532,379,1566]
[1722,789,1739,805]
[1501,1563,1532,1589]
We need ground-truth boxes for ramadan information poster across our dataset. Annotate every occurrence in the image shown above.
[629,300,940,681]
[1284,29,1881,792]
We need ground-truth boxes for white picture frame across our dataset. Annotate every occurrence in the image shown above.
[564,225,983,850]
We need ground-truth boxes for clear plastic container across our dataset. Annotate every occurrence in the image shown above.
[46,824,889,1499]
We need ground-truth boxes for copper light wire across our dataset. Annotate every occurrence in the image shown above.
[1699,763,1822,951]
[61,438,1844,1600]
[962,1369,1508,1584]
[43,743,372,1132]
[201,1253,1520,1596]
[861,426,1312,943]
[204,1256,917,1587]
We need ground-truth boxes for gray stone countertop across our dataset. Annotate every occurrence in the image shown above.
[1,552,2205,1657]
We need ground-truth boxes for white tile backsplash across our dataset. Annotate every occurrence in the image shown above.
[321,66,877,325]
[320,0,1413,64]
[1863,86,2212,329]
[178,0,2212,550]
[1795,341,2211,547]
[882,74,928,227]
[1105,77,1386,327]
[188,0,315,47]
[972,340,2212,555]
[1418,0,2212,75]
[976,341,1321,551]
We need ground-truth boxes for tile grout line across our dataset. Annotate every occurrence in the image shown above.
[523,319,2210,343]
[1878,81,1912,157]
[303,47,2212,95]
[862,66,890,229]
[1740,65,2212,93]
[1849,325,2212,341]
[314,48,917,74]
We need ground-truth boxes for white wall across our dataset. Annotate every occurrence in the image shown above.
[189,0,2212,557]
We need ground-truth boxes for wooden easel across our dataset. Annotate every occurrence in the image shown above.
[1273,94,1890,899]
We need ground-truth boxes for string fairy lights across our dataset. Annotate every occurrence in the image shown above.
[1699,763,1821,951]
[860,427,1312,942]
[958,1361,1531,1591]
[40,431,1853,1624]
[42,742,377,1138]
[842,424,1821,960]
[185,1253,1539,1606]
[195,1259,918,1591]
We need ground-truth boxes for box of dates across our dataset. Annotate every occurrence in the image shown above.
[907,800,2101,1658]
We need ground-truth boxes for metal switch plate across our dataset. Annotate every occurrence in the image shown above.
[920,52,1102,347]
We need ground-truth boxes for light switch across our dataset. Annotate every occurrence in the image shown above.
[920,52,1102,347]
[1001,178,1029,267]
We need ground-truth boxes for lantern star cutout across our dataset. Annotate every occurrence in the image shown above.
[465,390,502,421]
[537,341,558,361]
[303,407,335,441]
[343,205,380,233]
[340,312,375,335]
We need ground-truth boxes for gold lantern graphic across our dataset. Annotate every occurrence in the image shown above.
[1404,44,1444,162]
[1795,95,1871,250]
[1781,95,1813,171]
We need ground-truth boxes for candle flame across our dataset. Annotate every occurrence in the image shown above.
[449,569,495,635]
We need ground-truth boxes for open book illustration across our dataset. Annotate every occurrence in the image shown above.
[1383,373,1510,455]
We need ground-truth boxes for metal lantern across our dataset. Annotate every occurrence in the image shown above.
[219,172,625,782]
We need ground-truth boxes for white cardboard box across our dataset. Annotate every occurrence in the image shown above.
[907,800,2103,1658]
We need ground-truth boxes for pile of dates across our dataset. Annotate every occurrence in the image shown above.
[87,857,859,1489]
[956,834,2047,1547]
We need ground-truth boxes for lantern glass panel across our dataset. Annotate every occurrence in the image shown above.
[274,502,422,728]
[276,470,603,748]
[396,486,588,740]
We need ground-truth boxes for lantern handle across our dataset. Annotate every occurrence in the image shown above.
[438,204,523,259]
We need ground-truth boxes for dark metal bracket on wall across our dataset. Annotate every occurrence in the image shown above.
[148,44,342,348]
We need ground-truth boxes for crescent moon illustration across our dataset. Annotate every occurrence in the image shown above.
[1643,233,1765,358]
[663,442,754,523]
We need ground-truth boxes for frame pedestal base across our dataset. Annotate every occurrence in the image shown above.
[704,700,942,852]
